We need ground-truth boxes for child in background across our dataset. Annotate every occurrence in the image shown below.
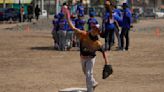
[87,12,99,32]
[75,14,86,47]
[76,0,85,17]
[57,12,68,51]
[52,14,59,50]
[75,14,86,30]
[66,14,76,50]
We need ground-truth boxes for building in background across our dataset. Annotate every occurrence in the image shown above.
[0,0,32,14]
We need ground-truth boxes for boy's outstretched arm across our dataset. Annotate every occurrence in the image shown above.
[102,51,109,65]
[64,7,82,34]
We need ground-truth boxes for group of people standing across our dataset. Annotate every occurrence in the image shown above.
[20,4,41,22]
[52,2,99,51]
[102,2,132,51]
[52,1,132,51]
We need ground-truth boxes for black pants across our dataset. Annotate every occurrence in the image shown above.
[120,27,130,50]
[105,29,115,51]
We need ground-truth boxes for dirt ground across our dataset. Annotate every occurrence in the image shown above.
[0,19,164,92]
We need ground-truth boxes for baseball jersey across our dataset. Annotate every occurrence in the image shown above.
[52,19,59,32]
[76,4,85,16]
[103,11,115,30]
[58,18,68,31]
[75,18,86,30]
[75,31,105,57]
[122,8,132,29]
[67,19,76,31]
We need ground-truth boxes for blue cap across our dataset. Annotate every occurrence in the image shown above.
[89,12,95,17]
[78,14,84,17]
[122,3,128,7]
[54,14,59,19]
[59,12,65,18]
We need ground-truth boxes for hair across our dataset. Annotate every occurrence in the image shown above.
[63,2,67,6]
[80,0,83,3]
[106,3,113,19]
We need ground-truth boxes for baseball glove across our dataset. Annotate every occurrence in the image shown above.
[102,64,113,79]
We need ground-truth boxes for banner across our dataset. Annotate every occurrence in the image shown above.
[0,0,32,4]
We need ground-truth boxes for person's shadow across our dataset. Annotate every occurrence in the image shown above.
[30,46,80,51]
[30,46,55,51]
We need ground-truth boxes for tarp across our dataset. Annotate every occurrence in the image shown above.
[0,0,32,4]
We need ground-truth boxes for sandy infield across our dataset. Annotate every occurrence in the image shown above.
[0,19,164,92]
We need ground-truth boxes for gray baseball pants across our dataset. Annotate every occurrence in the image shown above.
[80,56,98,92]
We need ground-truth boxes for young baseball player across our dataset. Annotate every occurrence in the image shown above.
[63,7,113,92]
[76,0,85,16]
[57,12,68,51]
[75,14,86,47]
[87,12,99,32]
[75,14,86,30]
[52,14,59,50]
[66,14,76,50]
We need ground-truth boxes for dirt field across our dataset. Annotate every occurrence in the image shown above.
[0,19,164,92]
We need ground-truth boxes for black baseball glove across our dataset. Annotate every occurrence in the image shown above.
[102,64,113,79]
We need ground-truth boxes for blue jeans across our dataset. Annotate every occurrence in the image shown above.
[120,27,130,50]
[105,29,115,51]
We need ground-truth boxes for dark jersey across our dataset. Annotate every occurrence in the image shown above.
[80,33,105,57]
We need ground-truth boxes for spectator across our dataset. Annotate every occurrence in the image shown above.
[120,3,132,51]
[27,4,33,22]
[20,6,25,22]
[103,1,119,51]
[35,5,41,21]
[76,0,84,16]
[87,12,98,32]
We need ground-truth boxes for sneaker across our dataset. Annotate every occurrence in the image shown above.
[125,48,128,51]
[93,82,98,90]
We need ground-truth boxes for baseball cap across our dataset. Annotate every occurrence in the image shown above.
[92,24,100,30]
[122,3,128,7]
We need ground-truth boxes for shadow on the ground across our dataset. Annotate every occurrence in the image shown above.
[30,46,80,51]
[30,46,55,51]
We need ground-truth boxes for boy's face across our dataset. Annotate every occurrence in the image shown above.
[91,27,100,36]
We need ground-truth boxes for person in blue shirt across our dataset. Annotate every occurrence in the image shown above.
[87,12,99,32]
[66,14,76,50]
[75,14,86,30]
[76,0,85,16]
[112,4,123,50]
[103,1,119,51]
[75,14,86,47]
[120,3,132,51]
[57,12,68,51]
[52,14,59,50]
